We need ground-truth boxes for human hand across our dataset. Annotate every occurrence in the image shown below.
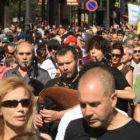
[33,114,43,129]
[40,109,61,123]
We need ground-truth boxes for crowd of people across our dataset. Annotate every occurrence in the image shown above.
[0,21,140,139]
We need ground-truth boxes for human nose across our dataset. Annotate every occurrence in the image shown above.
[16,103,23,111]
[84,105,93,117]
[23,54,27,60]
[63,64,68,71]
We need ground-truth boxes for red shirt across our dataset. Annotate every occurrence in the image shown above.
[0,66,9,80]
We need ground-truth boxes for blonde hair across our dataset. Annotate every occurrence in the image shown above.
[0,77,36,139]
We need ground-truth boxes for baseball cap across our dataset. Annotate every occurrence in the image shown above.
[36,39,46,46]
[46,39,60,47]
[63,35,77,44]
[17,32,27,40]
[1,36,9,43]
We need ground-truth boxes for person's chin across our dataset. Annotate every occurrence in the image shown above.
[88,121,101,128]
[20,66,27,71]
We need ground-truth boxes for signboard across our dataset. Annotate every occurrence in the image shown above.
[128,4,140,25]
[86,0,98,12]
[66,0,79,6]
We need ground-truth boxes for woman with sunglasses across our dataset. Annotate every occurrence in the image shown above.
[0,77,36,140]
[0,77,52,140]
[111,42,133,87]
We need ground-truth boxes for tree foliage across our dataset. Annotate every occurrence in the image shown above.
[9,0,42,21]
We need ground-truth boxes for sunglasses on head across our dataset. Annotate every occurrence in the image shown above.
[1,99,31,108]
[111,53,122,58]
[134,50,140,53]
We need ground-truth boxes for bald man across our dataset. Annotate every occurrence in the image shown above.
[62,67,140,140]
[3,41,51,95]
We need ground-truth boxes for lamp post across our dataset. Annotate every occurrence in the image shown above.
[106,0,110,30]
[24,0,31,32]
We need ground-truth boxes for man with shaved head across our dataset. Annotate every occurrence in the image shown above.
[62,67,140,140]
[3,41,51,95]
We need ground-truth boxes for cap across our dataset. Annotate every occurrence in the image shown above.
[17,32,27,40]
[63,35,77,44]
[36,39,46,46]
[1,36,9,43]
[46,39,60,47]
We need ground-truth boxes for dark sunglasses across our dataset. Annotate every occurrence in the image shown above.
[134,50,140,53]
[111,53,122,58]
[1,99,31,108]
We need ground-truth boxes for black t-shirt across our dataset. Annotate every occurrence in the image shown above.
[64,118,140,140]
[44,77,79,89]
[109,67,130,112]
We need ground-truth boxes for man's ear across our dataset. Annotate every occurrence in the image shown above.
[111,92,117,108]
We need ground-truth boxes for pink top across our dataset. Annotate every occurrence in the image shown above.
[0,66,9,80]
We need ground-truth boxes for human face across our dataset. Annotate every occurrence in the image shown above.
[56,51,78,79]
[10,25,16,32]
[1,42,9,47]
[68,42,77,46]
[89,48,104,62]
[78,79,116,128]
[133,47,140,61]
[80,40,86,48]
[112,34,118,41]
[1,87,30,129]
[121,47,132,64]
[117,34,123,42]
[111,49,122,66]
[49,46,58,60]
[133,37,139,43]
[16,42,33,69]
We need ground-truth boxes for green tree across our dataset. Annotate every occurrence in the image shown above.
[9,0,42,23]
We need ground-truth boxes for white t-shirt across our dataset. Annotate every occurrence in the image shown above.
[55,106,83,140]
[40,58,57,79]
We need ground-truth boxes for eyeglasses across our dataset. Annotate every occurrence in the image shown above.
[111,53,122,58]
[1,99,31,108]
[134,50,140,53]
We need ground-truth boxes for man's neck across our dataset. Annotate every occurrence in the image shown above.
[106,110,131,130]
[133,58,140,64]
[18,67,27,77]
[62,73,79,86]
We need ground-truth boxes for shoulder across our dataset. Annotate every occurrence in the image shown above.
[64,118,90,140]
[56,106,83,140]
[41,58,52,65]
[121,119,140,137]
[3,68,15,76]
[59,105,83,130]
[38,67,50,73]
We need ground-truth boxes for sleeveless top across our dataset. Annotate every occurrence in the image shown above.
[120,64,133,76]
